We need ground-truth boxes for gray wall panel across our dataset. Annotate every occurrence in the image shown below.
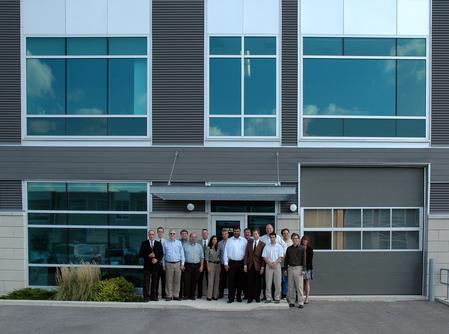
[313,252,423,295]
[281,0,298,145]
[430,183,449,213]
[0,0,21,143]
[301,167,424,207]
[280,182,298,213]
[152,197,205,212]
[0,180,22,210]
[152,0,204,145]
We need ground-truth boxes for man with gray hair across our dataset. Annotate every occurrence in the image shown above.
[163,229,185,301]
[183,232,204,300]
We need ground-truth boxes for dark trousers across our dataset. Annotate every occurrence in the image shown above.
[242,271,248,298]
[197,270,207,298]
[184,263,201,299]
[143,267,159,300]
[228,259,244,301]
[219,264,228,298]
[247,266,262,301]
[158,264,166,298]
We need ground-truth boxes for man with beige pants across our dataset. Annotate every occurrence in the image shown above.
[284,233,306,309]
[262,232,284,304]
[163,229,185,301]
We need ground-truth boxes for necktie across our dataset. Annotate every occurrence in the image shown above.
[150,241,153,248]
[254,241,257,251]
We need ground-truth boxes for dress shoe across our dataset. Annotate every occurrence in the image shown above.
[143,298,150,302]
[255,298,261,303]
[227,300,234,304]
[236,298,242,303]
[264,300,272,303]
[212,298,218,301]
[247,299,253,304]
[289,304,295,308]
[274,300,280,304]
[298,304,304,309]
[165,298,172,301]
[173,297,181,301]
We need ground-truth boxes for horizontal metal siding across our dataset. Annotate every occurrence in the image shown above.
[431,0,449,145]
[281,0,298,145]
[0,0,21,143]
[280,182,298,213]
[430,183,449,213]
[0,180,22,210]
[152,197,205,212]
[152,0,204,145]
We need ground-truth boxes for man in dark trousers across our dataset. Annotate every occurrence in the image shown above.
[139,229,164,301]
[243,228,265,303]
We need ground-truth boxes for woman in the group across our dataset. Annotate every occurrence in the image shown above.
[205,235,221,301]
[300,235,314,304]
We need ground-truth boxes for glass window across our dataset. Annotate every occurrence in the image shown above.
[363,209,390,228]
[303,38,343,56]
[109,59,147,115]
[396,119,426,138]
[363,231,390,249]
[28,213,147,227]
[209,58,241,115]
[27,118,65,136]
[108,118,147,136]
[333,231,361,250]
[67,59,107,115]
[211,201,275,213]
[244,118,276,136]
[397,39,426,57]
[109,183,147,211]
[29,266,57,286]
[247,216,275,236]
[108,37,147,55]
[244,37,276,55]
[27,59,66,115]
[303,118,343,137]
[334,209,361,228]
[344,38,396,56]
[28,213,68,225]
[304,209,332,228]
[27,38,65,56]
[209,117,241,136]
[29,228,68,264]
[397,60,426,116]
[210,37,241,55]
[304,231,331,250]
[392,231,419,249]
[344,119,395,137]
[67,183,108,211]
[67,38,107,55]
[392,209,420,228]
[66,118,107,136]
[244,58,276,115]
[28,183,67,210]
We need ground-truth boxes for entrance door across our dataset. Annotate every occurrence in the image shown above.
[211,215,245,239]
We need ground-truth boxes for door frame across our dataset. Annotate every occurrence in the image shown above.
[210,214,246,236]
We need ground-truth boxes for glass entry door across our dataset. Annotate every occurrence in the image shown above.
[211,215,245,240]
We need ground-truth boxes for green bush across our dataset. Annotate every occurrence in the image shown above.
[55,264,101,301]
[0,288,55,300]
[93,277,137,302]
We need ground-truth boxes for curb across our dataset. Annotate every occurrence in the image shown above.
[436,297,449,307]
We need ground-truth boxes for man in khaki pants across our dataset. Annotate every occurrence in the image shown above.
[163,229,185,301]
[262,232,284,304]
[284,233,306,309]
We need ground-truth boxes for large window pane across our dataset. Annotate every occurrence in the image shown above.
[333,231,361,250]
[247,216,275,236]
[303,118,343,137]
[397,39,426,57]
[210,37,241,55]
[244,37,276,55]
[209,58,241,115]
[396,119,426,138]
[209,117,241,136]
[67,183,108,211]
[29,228,68,264]
[304,231,331,250]
[344,119,395,137]
[363,209,390,228]
[109,183,147,211]
[27,38,65,56]
[27,59,65,115]
[29,266,57,286]
[363,231,390,249]
[67,38,107,55]
[66,118,107,136]
[344,38,396,56]
[108,118,147,136]
[303,37,343,56]
[244,58,276,115]
[28,213,147,227]
[392,209,420,228]
[109,59,147,115]
[397,60,426,116]
[334,209,361,228]
[28,213,68,225]
[392,231,419,250]
[244,117,276,136]
[304,209,332,228]
[67,59,107,115]
[303,59,396,116]
[28,183,67,210]
[27,118,65,136]
[108,37,147,55]
[211,201,275,213]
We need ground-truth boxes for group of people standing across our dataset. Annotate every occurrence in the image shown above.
[139,224,313,309]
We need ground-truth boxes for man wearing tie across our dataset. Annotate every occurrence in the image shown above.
[139,230,164,302]
[197,228,209,298]
[244,228,265,303]
[223,227,247,303]
[156,226,167,299]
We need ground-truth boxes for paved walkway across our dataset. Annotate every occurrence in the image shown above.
[0,300,448,334]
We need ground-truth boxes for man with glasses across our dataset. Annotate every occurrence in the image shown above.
[183,232,204,300]
[262,232,284,304]
[163,230,185,301]
[284,233,306,309]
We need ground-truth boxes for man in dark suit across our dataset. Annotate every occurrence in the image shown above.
[139,229,164,301]
[197,228,209,298]
[243,228,265,303]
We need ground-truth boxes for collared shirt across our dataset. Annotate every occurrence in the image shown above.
[253,238,260,250]
[179,238,189,245]
[201,239,208,249]
[262,243,284,263]
[283,238,293,247]
[223,236,247,265]
[148,239,156,248]
[218,239,227,264]
[163,239,185,265]
[260,234,287,253]
[183,242,204,264]
[205,247,220,263]
[284,244,306,267]
[158,237,166,247]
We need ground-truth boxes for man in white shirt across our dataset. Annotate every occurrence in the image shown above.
[223,227,247,303]
[157,226,167,299]
[260,224,287,253]
[262,232,284,304]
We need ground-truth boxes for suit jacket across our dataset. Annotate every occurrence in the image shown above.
[139,239,164,271]
[244,239,265,271]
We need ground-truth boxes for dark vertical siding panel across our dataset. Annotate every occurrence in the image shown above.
[152,0,204,145]
[0,0,21,143]
[431,0,449,145]
[281,0,298,145]
[0,180,22,210]
[430,183,449,213]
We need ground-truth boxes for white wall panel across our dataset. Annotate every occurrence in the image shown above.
[301,0,343,35]
[344,0,397,35]
[397,0,429,36]
[207,0,243,34]
[244,0,279,34]
[108,0,150,34]
[66,0,108,34]
[22,0,66,34]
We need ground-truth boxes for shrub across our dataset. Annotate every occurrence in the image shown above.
[0,288,55,300]
[93,277,137,302]
[55,264,101,301]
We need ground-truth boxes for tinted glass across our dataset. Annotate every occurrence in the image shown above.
[344,119,395,137]
[397,39,426,57]
[28,213,68,225]
[67,183,108,211]
[397,60,426,116]
[392,209,420,228]
[396,119,426,138]
[108,37,147,55]
[303,59,396,116]
[304,231,331,250]
[363,231,390,249]
[209,58,241,115]
[363,209,390,228]
[209,117,241,136]
[392,231,419,250]
[27,118,65,136]
[28,183,67,210]
[108,118,147,136]
[27,59,65,115]
[67,38,107,55]
[303,118,343,137]
[334,209,361,228]
[210,37,241,55]
[109,59,147,115]
[344,38,396,56]
[27,38,65,56]
[303,37,343,56]
[28,213,147,227]
[244,117,276,136]
[67,59,107,115]
[211,201,275,213]
[244,58,276,115]
[244,37,276,55]
[29,228,68,264]
[29,266,57,286]
[109,183,147,211]
[333,231,361,250]
[66,118,107,136]
[304,209,332,228]
[248,216,275,236]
